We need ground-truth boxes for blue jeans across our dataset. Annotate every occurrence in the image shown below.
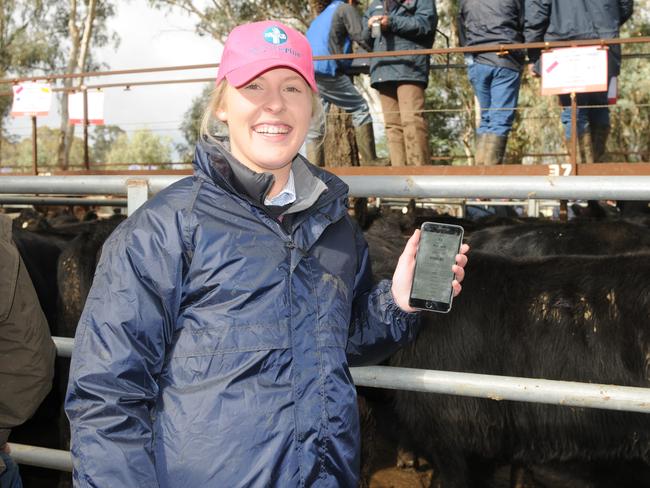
[467,62,522,137]
[309,73,372,140]
[0,452,22,488]
[559,77,612,138]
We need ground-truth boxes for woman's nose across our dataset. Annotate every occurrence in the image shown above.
[264,89,286,113]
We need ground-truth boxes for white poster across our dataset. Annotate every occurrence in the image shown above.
[541,46,608,96]
[68,89,105,125]
[11,82,52,116]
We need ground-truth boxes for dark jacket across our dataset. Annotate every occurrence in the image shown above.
[307,0,370,76]
[65,140,419,487]
[0,215,55,471]
[459,0,525,71]
[524,0,634,76]
[362,0,438,87]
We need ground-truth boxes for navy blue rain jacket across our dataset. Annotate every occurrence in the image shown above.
[65,141,419,487]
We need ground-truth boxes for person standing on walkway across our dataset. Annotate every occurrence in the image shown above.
[363,0,437,166]
[459,0,525,165]
[524,0,633,163]
[307,0,388,166]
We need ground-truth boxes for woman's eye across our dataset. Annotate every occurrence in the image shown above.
[244,83,261,90]
[285,86,302,93]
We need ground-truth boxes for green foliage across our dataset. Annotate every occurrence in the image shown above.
[0,125,85,172]
[177,84,212,163]
[91,124,125,163]
[147,0,313,42]
[105,129,173,168]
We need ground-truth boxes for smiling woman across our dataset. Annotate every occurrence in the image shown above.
[64,19,469,488]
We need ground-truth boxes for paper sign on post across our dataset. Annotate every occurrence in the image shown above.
[541,46,608,96]
[11,82,52,116]
[68,89,105,125]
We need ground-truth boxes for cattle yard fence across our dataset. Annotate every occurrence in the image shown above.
[4,174,650,473]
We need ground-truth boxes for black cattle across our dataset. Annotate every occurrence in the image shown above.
[468,220,650,257]
[386,251,650,488]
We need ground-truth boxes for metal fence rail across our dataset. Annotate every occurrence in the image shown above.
[7,174,650,472]
[2,175,650,203]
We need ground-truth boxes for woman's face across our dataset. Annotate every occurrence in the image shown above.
[216,68,313,174]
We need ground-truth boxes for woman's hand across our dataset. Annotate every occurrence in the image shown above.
[391,230,470,313]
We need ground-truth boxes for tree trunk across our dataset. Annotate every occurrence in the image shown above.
[57,0,97,170]
[323,105,359,167]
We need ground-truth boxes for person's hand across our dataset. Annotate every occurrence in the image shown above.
[1,443,9,454]
[528,63,540,78]
[391,231,470,313]
[368,15,389,30]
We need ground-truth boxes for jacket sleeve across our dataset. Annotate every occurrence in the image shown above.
[346,225,420,366]
[524,0,551,63]
[341,4,372,51]
[388,0,437,40]
[65,209,186,488]
[0,240,55,446]
[619,0,633,25]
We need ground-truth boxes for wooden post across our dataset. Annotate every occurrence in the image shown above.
[31,115,38,175]
[83,88,90,170]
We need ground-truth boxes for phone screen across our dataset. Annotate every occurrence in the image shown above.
[409,222,464,313]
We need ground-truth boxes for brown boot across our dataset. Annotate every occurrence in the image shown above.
[307,139,325,167]
[590,124,610,162]
[355,123,390,166]
[474,133,487,165]
[483,133,508,165]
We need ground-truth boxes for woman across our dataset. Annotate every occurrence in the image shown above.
[65,20,468,487]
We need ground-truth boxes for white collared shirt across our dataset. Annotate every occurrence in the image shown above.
[264,170,296,207]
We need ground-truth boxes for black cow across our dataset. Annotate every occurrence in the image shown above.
[467,220,650,257]
[361,214,650,487]
[386,251,650,488]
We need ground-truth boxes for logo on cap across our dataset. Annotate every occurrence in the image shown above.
[263,26,288,45]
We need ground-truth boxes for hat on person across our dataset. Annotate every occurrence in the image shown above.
[216,21,318,92]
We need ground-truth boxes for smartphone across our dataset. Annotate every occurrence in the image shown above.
[409,222,464,313]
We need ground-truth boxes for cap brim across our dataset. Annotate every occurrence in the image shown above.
[222,58,318,93]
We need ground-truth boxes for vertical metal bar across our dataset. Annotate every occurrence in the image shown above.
[83,88,90,170]
[127,179,150,215]
[570,92,578,169]
[31,116,38,175]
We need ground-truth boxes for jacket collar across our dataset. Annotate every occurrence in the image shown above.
[192,138,349,217]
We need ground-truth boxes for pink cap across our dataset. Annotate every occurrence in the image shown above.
[216,21,317,92]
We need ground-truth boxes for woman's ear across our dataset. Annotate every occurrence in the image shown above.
[216,107,228,123]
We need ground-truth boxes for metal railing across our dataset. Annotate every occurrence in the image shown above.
[5,174,650,473]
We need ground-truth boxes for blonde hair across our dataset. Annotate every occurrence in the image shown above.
[199,79,325,146]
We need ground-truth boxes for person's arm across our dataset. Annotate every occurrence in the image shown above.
[619,0,634,25]
[345,227,420,367]
[387,0,437,39]
[341,4,372,51]
[346,225,468,366]
[523,0,551,66]
[0,238,55,456]
[65,212,185,488]
[457,6,467,47]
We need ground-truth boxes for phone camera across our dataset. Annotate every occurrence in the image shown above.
[425,301,434,309]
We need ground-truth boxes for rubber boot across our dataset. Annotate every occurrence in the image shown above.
[307,139,325,167]
[473,133,487,165]
[483,133,508,165]
[590,124,610,163]
[355,123,390,166]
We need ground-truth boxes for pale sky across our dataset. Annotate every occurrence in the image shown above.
[8,0,220,152]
